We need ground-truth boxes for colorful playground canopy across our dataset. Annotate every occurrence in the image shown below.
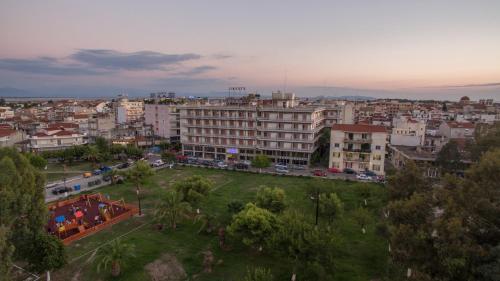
[55,215,65,223]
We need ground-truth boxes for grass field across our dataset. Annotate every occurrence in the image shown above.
[52,166,388,281]
[43,161,120,182]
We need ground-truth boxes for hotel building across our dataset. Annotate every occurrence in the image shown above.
[179,93,353,166]
[144,103,181,142]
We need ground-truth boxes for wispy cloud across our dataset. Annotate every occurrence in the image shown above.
[0,57,107,75]
[70,49,201,71]
[444,82,500,88]
[175,65,216,76]
[212,53,233,60]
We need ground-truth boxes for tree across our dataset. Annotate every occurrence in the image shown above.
[468,122,500,161]
[161,151,176,163]
[125,160,154,216]
[252,154,270,172]
[227,203,279,251]
[26,233,66,279]
[154,190,192,230]
[311,129,330,166]
[436,140,463,174]
[255,186,286,213]
[243,267,274,281]
[269,211,339,280]
[387,161,429,201]
[0,148,66,278]
[227,200,244,214]
[83,145,102,169]
[352,208,371,233]
[319,193,343,223]
[174,175,213,207]
[95,137,110,154]
[96,239,135,277]
[26,153,48,170]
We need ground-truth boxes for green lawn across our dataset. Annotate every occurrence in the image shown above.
[43,161,120,182]
[52,166,388,281]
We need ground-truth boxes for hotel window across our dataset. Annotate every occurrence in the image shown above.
[372,164,381,171]
[373,154,382,161]
[334,143,339,148]
[375,145,381,150]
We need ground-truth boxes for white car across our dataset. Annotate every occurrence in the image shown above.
[217,162,228,168]
[152,159,164,167]
[356,174,372,181]
[275,167,289,174]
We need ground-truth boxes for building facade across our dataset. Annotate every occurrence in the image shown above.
[390,116,426,146]
[115,97,144,124]
[144,103,180,142]
[329,124,388,175]
[179,100,352,166]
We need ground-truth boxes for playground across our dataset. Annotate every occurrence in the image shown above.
[47,193,138,245]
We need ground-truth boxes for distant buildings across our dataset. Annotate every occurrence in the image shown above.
[115,96,144,124]
[390,116,426,146]
[438,121,475,139]
[329,124,388,175]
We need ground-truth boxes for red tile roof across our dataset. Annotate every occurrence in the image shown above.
[0,129,17,137]
[446,121,475,129]
[332,124,387,133]
[52,130,75,136]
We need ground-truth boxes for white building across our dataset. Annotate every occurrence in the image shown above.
[390,117,426,146]
[329,124,388,175]
[144,103,180,142]
[438,121,475,139]
[115,97,144,124]
[27,130,86,152]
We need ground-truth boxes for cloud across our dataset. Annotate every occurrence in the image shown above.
[0,57,106,75]
[175,65,217,76]
[445,82,500,88]
[70,49,201,71]
[212,53,233,60]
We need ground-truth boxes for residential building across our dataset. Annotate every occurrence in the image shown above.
[438,121,475,139]
[390,117,426,146]
[89,113,116,140]
[329,124,388,175]
[26,130,86,152]
[0,128,25,147]
[115,96,144,124]
[144,103,180,142]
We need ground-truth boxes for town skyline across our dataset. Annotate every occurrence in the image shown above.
[1,0,500,100]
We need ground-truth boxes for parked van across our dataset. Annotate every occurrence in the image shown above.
[83,172,92,178]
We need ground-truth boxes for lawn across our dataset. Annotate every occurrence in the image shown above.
[52,166,389,281]
[43,161,120,182]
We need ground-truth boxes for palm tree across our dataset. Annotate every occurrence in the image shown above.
[84,145,101,169]
[154,190,192,230]
[95,239,135,277]
[125,160,154,215]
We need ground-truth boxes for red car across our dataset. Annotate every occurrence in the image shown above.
[312,170,327,177]
[328,167,341,173]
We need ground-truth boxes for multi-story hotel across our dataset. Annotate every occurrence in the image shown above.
[144,103,181,142]
[329,124,388,175]
[179,93,353,166]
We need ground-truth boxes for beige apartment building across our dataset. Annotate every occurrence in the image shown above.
[329,124,388,175]
[144,103,180,142]
[179,96,353,166]
[89,113,116,140]
[115,96,144,124]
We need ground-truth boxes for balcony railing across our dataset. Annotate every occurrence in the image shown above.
[343,148,372,153]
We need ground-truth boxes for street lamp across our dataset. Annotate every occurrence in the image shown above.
[136,188,142,216]
[310,189,320,226]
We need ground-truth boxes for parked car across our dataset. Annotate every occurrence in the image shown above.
[152,159,164,167]
[117,162,130,169]
[93,169,102,175]
[290,164,306,170]
[217,161,228,168]
[87,179,102,187]
[187,157,198,164]
[51,186,72,195]
[99,166,112,173]
[275,167,289,174]
[176,155,188,163]
[275,164,288,170]
[312,170,327,177]
[356,174,373,181]
[102,174,112,182]
[200,159,213,166]
[83,172,92,178]
[235,163,249,169]
[343,168,357,174]
[328,167,342,173]
[363,170,377,177]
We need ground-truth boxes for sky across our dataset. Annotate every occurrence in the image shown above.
[1,0,499,100]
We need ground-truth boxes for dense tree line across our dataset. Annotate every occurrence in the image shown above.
[0,148,66,280]
[386,145,500,280]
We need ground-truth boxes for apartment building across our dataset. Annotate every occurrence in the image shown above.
[438,121,475,139]
[390,116,426,146]
[329,124,388,175]
[115,96,144,124]
[179,96,351,165]
[0,128,25,147]
[27,130,86,152]
[144,103,180,142]
[89,113,116,140]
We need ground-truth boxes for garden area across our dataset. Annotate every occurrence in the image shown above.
[51,166,388,281]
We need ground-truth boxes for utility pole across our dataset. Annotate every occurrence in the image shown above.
[315,189,320,226]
